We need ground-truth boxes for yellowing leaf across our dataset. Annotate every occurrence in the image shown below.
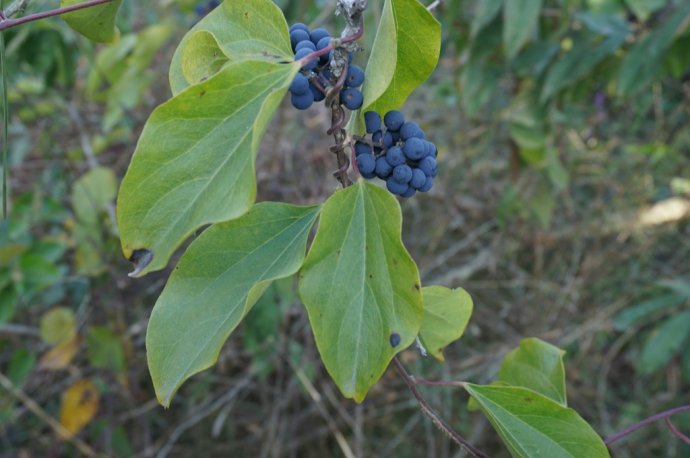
[38,336,82,371]
[58,380,100,439]
[39,308,76,346]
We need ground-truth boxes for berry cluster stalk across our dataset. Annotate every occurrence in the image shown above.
[326,0,367,188]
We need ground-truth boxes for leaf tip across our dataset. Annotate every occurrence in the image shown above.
[128,249,154,278]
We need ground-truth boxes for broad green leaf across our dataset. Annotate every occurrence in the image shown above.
[61,0,123,43]
[613,293,687,330]
[418,286,473,362]
[471,0,503,37]
[299,180,423,402]
[498,338,567,405]
[618,2,690,96]
[117,58,298,276]
[541,33,626,102]
[503,0,543,59]
[361,0,441,118]
[169,0,294,95]
[147,203,320,406]
[464,384,610,458]
[638,311,690,375]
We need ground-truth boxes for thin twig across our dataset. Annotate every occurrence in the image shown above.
[605,404,690,446]
[0,371,107,458]
[665,418,690,445]
[392,357,490,458]
[0,0,113,31]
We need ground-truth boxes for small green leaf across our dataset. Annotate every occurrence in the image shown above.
[503,0,543,59]
[299,180,423,402]
[147,203,320,406]
[40,307,76,346]
[169,0,294,95]
[498,338,567,405]
[638,311,690,375]
[418,286,473,362]
[471,0,503,37]
[361,0,441,117]
[61,0,123,43]
[464,384,610,458]
[117,58,298,276]
[72,167,117,226]
[87,327,126,373]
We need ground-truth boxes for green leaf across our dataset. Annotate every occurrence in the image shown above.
[40,307,76,346]
[147,203,320,406]
[503,0,543,59]
[169,0,294,95]
[117,58,298,276]
[418,286,473,362]
[541,33,626,102]
[625,0,666,21]
[72,167,117,226]
[87,327,126,373]
[618,2,690,96]
[464,384,610,458]
[613,293,687,330]
[498,338,567,405]
[471,0,504,37]
[638,311,690,375]
[298,180,423,402]
[361,0,441,117]
[61,0,123,43]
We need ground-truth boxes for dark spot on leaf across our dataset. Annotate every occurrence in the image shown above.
[244,12,249,19]
[414,284,420,290]
[199,90,207,97]
[128,249,153,278]
[369,274,373,279]
[389,333,401,347]
[523,397,533,403]
[336,249,341,256]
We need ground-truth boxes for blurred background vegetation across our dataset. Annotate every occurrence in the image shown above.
[1,0,689,456]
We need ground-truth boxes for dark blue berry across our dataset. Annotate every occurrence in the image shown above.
[401,187,417,198]
[372,130,383,144]
[386,178,409,196]
[389,333,401,347]
[310,28,330,46]
[364,111,381,133]
[341,88,363,110]
[384,110,405,131]
[355,142,372,156]
[410,168,426,189]
[418,156,437,176]
[291,91,314,110]
[383,131,394,148]
[294,48,317,70]
[289,23,309,34]
[310,83,325,102]
[403,137,426,160]
[289,73,309,95]
[418,176,434,192]
[317,37,331,64]
[346,65,365,88]
[385,146,405,166]
[375,156,393,178]
[392,164,413,184]
[357,153,376,175]
[290,29,311,50]
[295,40,316,53]
[400,122,425,140]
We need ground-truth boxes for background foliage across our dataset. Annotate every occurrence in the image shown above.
[1,0,689,456]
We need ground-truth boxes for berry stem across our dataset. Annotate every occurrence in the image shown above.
[0,0,113,31]
[297,26,364,69]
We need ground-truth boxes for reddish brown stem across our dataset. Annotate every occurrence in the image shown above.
[605,404,690,446]
[666,418,690,445]
[0,0,113,31]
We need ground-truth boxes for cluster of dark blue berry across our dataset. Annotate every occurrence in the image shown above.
[194,0,219,17]
[355,111,438,198]
[288,23,365,111]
